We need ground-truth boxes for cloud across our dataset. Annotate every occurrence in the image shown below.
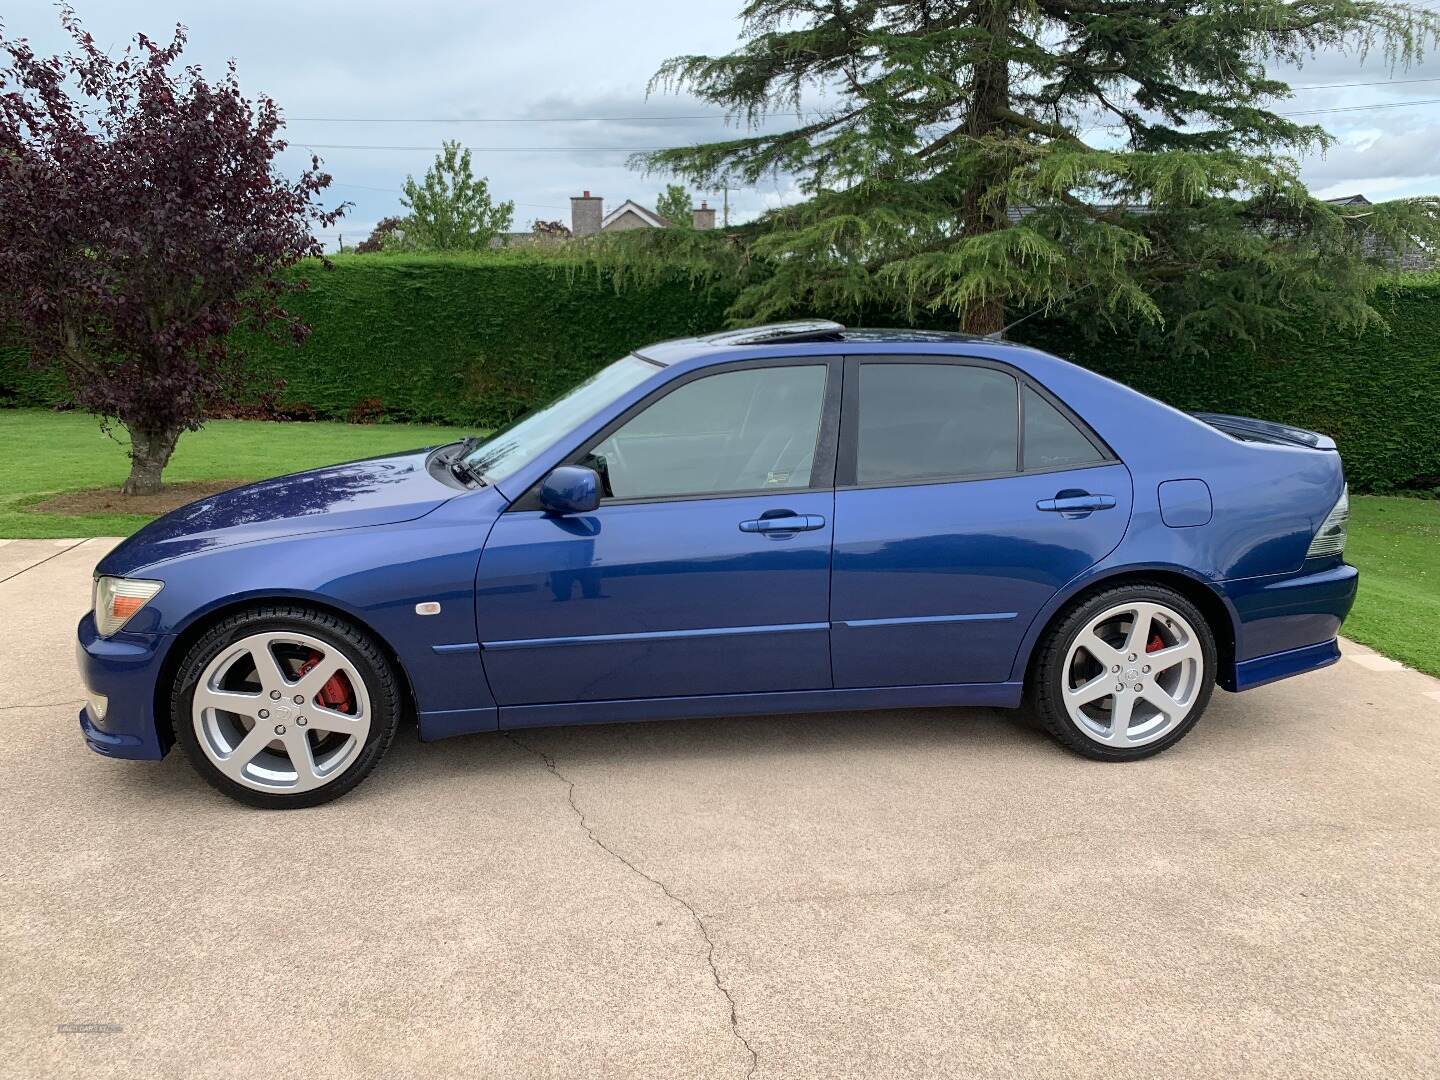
[5,0,1438,241]
[1302,124,1440,190]
[3,0,767,242]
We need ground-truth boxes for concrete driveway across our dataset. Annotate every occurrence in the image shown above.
[2,537,1438,1080]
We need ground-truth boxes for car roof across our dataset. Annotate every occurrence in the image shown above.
[635,321,1044,368]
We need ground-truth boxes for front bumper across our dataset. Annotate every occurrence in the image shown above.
[76,611,171,761]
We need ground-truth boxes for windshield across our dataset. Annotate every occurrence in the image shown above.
[460,354,657,484]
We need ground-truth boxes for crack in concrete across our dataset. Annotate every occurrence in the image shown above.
[503,732,758,1079]
[0,699,84,712]
[0,538,91,587]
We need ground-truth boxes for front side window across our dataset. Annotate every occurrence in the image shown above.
[588,365,827,500]
[855,363,1019,484]
[462,355,656,484]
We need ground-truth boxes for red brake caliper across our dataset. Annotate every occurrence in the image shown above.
[296,651,355,713]
[1146,632,1166,654]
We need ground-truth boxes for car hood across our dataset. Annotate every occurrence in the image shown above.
[98,447,458,576]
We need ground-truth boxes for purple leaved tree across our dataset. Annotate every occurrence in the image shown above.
[0,7,344,494]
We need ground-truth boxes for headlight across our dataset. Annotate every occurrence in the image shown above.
[93,576,164,637]
[1307,485,1349,558]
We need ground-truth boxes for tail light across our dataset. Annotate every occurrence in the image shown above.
[93,576,164,637]
[1306,485,1349,558]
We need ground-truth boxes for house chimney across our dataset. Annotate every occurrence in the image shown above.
[692,200,716,230]
[571,190,603,237]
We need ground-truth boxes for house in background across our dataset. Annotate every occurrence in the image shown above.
[495,191,718,247]
[570,191,717,236]
[1324,193,1433,271]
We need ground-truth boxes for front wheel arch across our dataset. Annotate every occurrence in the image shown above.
[152,595,417,753]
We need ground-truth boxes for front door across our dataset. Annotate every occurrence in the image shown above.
[476,359,841,707]
[829,359,1133,688]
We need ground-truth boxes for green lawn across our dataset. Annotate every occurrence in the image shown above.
[1342,494,1440,678]
[1,408,1436,676]
[0,409,469,538]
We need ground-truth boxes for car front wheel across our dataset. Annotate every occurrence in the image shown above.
[1028,583,1216,761]
[171,606,401,808]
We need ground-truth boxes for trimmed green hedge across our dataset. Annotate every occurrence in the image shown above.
[0,253,735,428]
[3,254,1437,491]
[232,254,736,426]
[0,339,62,405]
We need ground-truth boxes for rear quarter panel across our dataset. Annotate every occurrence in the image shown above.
[994,346,1347,672]
[1015,351,1337,577]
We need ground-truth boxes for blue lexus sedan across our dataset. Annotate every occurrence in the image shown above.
[77,322,1357,807]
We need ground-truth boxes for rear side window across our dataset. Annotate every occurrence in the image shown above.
[856,364,1019,484]
[1022,385,1105,471]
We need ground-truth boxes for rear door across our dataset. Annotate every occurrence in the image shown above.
[830,358,1132,688]
[476,358,841,707]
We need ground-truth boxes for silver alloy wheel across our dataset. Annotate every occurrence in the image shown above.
[192,631,372,794]
[1062,600,1204,748]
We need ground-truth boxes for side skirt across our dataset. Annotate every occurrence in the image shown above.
[418,706,500,741]
[496,681,1025,732]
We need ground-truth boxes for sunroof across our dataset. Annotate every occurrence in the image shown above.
[700,320,846,346]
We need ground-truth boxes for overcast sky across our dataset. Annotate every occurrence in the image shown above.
[5,0,1439,249]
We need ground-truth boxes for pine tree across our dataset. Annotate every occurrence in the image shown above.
[623,0,1440,350]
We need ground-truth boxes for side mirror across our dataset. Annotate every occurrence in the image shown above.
[539,465,601,515]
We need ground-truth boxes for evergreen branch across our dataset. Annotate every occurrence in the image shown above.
[594,0,1440,345]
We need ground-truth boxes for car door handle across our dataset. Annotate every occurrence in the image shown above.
[1036,494,1116,513]
[739,514,826,533]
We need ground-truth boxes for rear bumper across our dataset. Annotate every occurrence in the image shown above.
[75,612,170,761]
[1231,638,1342,692]
[1220,561,1358,692]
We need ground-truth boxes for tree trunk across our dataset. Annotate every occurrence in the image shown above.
[960,296,1006,337]
[122,424,182,496]
[959,0,1012,338]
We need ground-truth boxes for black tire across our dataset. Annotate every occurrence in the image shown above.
[1025,582,1217,761]
[171,605,401,808]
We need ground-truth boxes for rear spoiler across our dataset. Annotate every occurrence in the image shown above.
[1190,412,1337,451]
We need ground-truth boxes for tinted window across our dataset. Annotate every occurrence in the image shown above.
[591,365,827,499]
[856,364,1018,484]
[1022,385,1105,471]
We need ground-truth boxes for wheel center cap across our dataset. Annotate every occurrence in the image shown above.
[1123,666,1141,682]
[273,704,293,722]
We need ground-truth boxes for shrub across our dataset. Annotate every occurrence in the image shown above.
[348,397,385,425]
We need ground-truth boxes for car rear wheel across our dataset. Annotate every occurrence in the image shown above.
[1027,583,1216,761]
[172,606,401,808]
